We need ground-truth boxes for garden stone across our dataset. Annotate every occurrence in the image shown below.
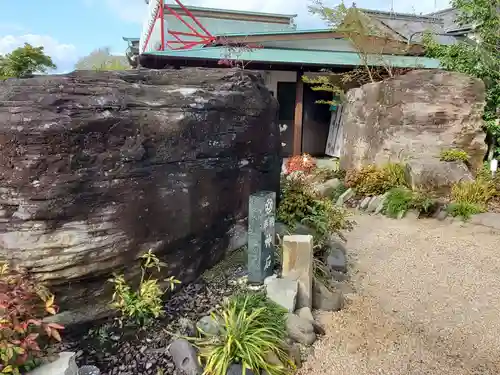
[435,209,448,221]
[287,343,302,367]
[265,276,298,312]
[359,197,371,210]
[296,307,325,335]
[330,280,355,295]
[326,248,347,273]
[366,195,383,213]
[374,193,389,214]
[335,188,355,206]
[169,339,203,375]
[27,352,78,375]
[265,351,283,366]
[312,279,344,311]
[282,235,314,309]
[285,313,316,346]
[179,317,197,337]
[227,364,255,375]
[315,178,341,198]
[330,269,349,282]
[78,366,100,375]
[296,307,315,323]
[196,315,221,336]
[326,236,347,256]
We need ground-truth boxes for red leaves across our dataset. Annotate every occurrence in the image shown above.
[0,264,64,373]
[285,154,317,175]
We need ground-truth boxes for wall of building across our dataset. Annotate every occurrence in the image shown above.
[261,38,355,52]
[262,70,297,96]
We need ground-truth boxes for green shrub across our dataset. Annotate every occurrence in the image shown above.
[447,202,484,220]
[451,179,495,207]
[383,187,414,218]
[410,191,437,214]
[345,163,407,197]
[109,250,180,327]
[278,175,352,247]
[195,295,293,375]
[329,183,348,202]
[439,149,469,163]
[312,167,339,183]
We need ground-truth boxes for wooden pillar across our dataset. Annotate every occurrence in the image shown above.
[293,71,304,155]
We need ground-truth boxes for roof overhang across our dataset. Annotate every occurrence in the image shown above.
[142,46,440,69]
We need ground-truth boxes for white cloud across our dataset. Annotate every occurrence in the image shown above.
[0,34,78,73]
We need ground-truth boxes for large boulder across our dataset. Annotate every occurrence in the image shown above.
[0,68,281,325]
[340,70,487,173]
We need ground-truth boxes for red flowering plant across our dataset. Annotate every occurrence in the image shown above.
[285,153,317,175]
[0,263,64,375]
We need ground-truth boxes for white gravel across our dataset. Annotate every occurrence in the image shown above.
[299,214,500,375]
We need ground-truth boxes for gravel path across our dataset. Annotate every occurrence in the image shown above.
[300,214,500,375]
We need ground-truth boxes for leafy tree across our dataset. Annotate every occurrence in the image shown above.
[0,43,56,78]
[304,1,414,105]
[75,47,129,71]
[423,0,500,158]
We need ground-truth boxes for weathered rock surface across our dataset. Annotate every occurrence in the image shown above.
[312,279,344,311]
[341,70,487,173]
[168,339,202,375]
[405,158,473,193]
[285,313,316,346]
[0,68,281,325]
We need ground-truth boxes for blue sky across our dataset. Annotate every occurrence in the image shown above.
[0,0,450,73]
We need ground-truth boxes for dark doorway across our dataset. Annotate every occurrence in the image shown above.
[276,82,296,157]
[302,84,332,156]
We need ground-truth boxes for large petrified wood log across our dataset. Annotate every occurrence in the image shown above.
[0,68,281,325]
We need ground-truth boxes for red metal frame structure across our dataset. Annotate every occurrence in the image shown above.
[141,0,216,53]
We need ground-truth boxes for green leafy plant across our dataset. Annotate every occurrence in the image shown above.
[229,292,287,334]
[451,179,496,207]
[439,149,469,163]
[410,191,437,215]
[277,174,352,247]
[383,187,414,218]
[312,167,341,183]
[194,295,293,375]
[109,249,181,327]
[345,163,407,196]
[0,264,64,375]
[447,202,484,220]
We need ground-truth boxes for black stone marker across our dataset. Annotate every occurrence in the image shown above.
[247,191,276,284]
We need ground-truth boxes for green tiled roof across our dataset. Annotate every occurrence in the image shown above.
[219,28,334,37]
[145,47,440,68]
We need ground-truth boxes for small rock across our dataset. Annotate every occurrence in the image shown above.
[326,249,346,273]
[296,307,314,322]
[330,269,349,282]
[286,343,302,368]
[196,315,220,336]
[28,352,78,375]
[312,279,344,311]
[226,363,255,375]
[286,313,316,346]
[265,351,283,366]
[78,366,101,375]
[366,196,382,213]
[330,280,355,295]
[435,209,448,221]
[266,276,298,312]
[326,236,347,255]
[315,178,341,198]
[335,188,355,206]
[374,193,389,214]
[296,307,325,335]
[359,196,371,210]
[168,339,203,375]
[178,317,197,337]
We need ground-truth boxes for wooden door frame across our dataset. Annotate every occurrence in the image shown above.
[292,70,304,155]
